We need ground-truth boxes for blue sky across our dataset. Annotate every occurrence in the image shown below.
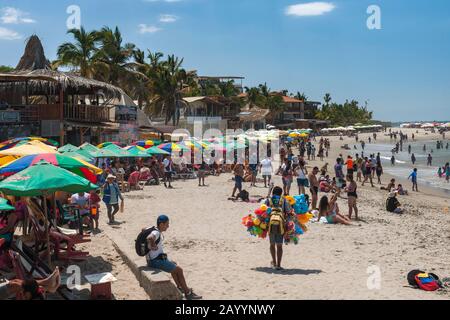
[0,0,449,122]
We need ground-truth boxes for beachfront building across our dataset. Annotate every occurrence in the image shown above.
[0,36,136,146]
[177,96,241,133]
[237,104,269,130]
[271,93,327,130]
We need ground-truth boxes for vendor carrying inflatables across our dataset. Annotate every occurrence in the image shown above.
[265,186,291,270]
[242,185,315,271]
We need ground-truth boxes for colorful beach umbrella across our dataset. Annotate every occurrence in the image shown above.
[0,153,102,183]
[125,146,152,158]
[147,146,170,155]
[157,143,190,153]
[102,144,134,158]
[0,160,99,197]
[97,142,121,149]
[0,137,59,151]
[58,144,79,153]
[135,140,155,149]
[0,198,14,211]
[0,141,58,157]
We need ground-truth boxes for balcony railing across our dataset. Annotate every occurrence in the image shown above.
[64,104,111,123]
[0,104,111,123]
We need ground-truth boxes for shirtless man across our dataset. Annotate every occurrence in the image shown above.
[308,167,320,210]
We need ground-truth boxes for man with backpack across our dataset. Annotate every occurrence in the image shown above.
[265,187,291,270]
[136,215,202,300]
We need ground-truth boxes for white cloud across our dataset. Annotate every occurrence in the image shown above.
[159,14,178,23]
[285,2,336,17]
[0,27,22,40]
[139,24,162,34]
[1,7,36,24]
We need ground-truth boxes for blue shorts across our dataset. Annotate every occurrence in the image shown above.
[148,258,177,273]
[297,178,308,187]
[235,176,243,189]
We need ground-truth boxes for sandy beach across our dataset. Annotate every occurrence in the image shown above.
[88,128,450,300]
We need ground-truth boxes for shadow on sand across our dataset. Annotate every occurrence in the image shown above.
[251,267,323,275]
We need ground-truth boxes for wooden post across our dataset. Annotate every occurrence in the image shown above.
[59,88,64,146]
[43,193,52,268]
[25,80,29,105]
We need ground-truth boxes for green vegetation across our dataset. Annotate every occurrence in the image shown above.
[0,65,14,72]
[315,93,373,126]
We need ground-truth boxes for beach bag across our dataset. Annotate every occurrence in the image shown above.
[135,227,160,257]
[407,270,441,291]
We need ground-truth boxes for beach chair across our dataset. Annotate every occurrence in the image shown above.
[8,240,73,300]
[26,201,90,262]
[116,173,130,193]
[138,170,151,189]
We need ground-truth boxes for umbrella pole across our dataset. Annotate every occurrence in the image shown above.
[43,193,52,268]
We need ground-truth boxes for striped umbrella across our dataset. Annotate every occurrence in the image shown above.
[157,143,190,153]
[0,153,102,183]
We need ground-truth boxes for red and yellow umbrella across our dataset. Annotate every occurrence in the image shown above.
[0,153,102,183]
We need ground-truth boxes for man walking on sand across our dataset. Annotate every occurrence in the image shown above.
[265,187,291,271]
[231,163,244,199]
[163,155,174,189]
[308,167,320,210]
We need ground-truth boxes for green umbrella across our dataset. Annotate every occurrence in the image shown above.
[0,197,14,211]
[78,146,116,159]
[103,144,134,158]
[125,146,152,158]
[147,146,170,155]
[58,144,79,153]
[80,143,100,153]
[0,160,98,265]
[0,160,98,197]
[60,150,94,162]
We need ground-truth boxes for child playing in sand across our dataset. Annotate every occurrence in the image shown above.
[89,189,101,231]
[397,184,408,195]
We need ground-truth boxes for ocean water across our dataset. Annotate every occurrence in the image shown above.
[350,139,450,193]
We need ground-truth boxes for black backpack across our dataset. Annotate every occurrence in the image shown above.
[135,226,161,257]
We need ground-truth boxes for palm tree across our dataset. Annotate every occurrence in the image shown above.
[56,27,100,78]
[95,26,136,86]
[244,86,262,107]
[324,93,332,107]
[147,53,193,125]
[265,95,285,125]
[295,92,308,102]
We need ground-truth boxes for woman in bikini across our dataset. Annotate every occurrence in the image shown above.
[318,194,352,225]
[345,174,359,220]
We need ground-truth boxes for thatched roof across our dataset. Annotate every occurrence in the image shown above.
[0,35,123,98]
[16,35,51,71]
[0,69,124,97]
